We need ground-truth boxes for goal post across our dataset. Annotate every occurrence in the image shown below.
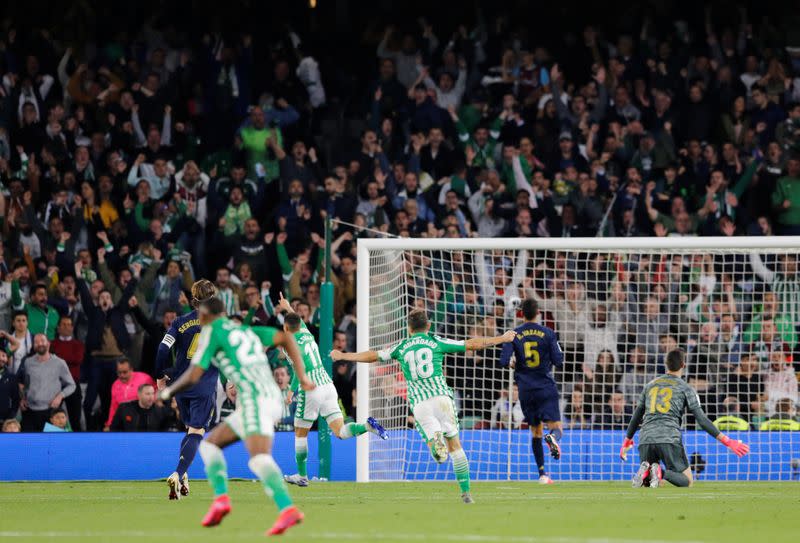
[356,236,800,483]
[356,240,371,483]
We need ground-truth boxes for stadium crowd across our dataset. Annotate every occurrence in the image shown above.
[0,4,798,432]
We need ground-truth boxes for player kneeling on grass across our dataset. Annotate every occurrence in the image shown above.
[619,348,749,488]
[500,299,564,485]
[331,309,516,504]
[159,298,315,536]
[274,294,388,487]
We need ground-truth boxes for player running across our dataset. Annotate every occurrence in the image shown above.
[159,297,314,536]
[620,349,750,488]
[499,299,564,485]
[331,309,515,504]
[155,279,218,500]
[275,294,388,488]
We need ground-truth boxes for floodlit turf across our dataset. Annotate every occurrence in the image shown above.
[0,481,796,543]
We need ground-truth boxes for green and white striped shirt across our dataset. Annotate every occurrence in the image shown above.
[378,333,465,408]
[773,273,800,330]
[750,253,800,328]
[217,287,240,316]
[291,322,332,388]
[193,318,280,400]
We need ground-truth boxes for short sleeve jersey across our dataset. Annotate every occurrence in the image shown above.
[193,318,280,400]
[291,322,331,388]
[378,332,465,408]
[636,374,702,445]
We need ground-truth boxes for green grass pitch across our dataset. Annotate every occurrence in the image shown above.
[0,481,795,543]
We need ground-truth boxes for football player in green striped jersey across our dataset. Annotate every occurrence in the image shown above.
[160,298,314,536]
[275,294,388,487]
[331,308,515,503]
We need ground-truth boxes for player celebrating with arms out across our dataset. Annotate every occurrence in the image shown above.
[500,299,564,485]
[157,279,219,500]
[620,349,750,488]
[331,309,516,504]
[159,297,314,536]
[275,293,388,488]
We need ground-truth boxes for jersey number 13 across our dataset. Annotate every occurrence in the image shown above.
[648,386,673,414]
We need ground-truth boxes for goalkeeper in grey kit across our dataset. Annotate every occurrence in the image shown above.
[620,349,750,487]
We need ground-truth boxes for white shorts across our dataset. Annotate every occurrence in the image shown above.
[412,395,460,441]
[294,383,343,429]
[224,393,281,439]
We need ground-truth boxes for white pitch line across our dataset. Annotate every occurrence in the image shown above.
[295,532,710,543]
[0,495,721,503]
[0,531,710,543]
[0,492,752,502]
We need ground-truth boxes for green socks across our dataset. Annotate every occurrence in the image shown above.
[249,454,293,511]
[295,421,369,481]
[338,422,368,439]
[198,441,229,496]
[295,436,308,477]
[451,448,471,493]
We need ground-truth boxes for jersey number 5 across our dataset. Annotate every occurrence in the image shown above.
[523,341,540,368]
[648,386,673,414]
[404,348,434,379]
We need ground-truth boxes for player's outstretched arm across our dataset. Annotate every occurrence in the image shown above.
[330,350,380,363]
[464,330,516,351]
[620,402,645,461]
[689,402,750,457]
[274,331,315,391]
[276,291,293,314]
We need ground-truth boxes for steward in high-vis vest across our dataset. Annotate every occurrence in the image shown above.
[758,399,800,431]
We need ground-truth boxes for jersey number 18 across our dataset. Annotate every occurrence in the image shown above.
[405,348,434,379]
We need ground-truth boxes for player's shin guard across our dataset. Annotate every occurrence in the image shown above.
[295,436,309,478]
[198,441,229,496]
[249,454,293,511]
[532,437,546,476]
[338,422,367,439]
[176,433,203,477]
[450,448,471,493]
[663,470,691,487]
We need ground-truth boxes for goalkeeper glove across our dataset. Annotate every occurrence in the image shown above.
[720,435,749,457]
[619,437,634,461]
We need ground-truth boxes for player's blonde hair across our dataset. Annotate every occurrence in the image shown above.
[190,279,217,308]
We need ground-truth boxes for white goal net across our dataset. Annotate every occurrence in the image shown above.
[356,237,800,482]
